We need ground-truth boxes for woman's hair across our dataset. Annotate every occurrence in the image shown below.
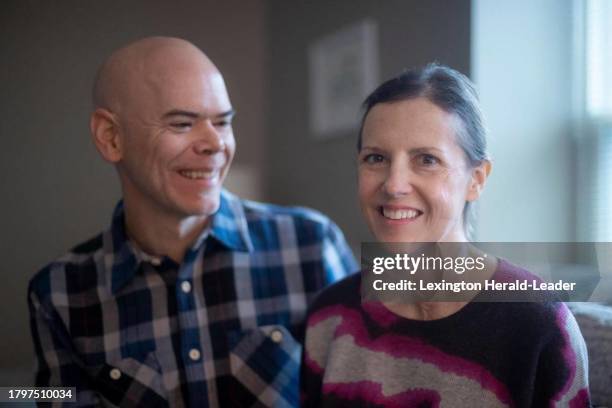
[357,63,489,238]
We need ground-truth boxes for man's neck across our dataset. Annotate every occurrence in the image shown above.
[123,199,210,264]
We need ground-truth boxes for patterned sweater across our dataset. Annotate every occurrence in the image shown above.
[301,260,590,407]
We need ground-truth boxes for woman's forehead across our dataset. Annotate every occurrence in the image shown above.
[362,98,463,148]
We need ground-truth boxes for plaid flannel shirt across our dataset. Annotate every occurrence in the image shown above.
[28,190,357,407]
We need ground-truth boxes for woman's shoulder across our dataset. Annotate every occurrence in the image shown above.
[490,258,562,302]
[485,258,579,334]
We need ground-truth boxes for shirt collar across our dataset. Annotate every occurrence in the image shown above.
[104,201,139,295]
[105,190,252,294]
[209,189,254,253]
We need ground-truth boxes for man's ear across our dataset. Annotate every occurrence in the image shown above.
[90,108,123,163]
[466,159,492,202]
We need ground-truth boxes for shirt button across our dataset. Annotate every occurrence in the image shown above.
[109,368,122,380]
[270,329,283,343]
[189,348,201,361]
[181,281,192,293]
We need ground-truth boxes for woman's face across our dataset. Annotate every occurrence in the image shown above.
[358,97,489,243]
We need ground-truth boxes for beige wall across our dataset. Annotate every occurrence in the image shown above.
[0,0,267,382]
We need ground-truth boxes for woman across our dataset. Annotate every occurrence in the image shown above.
[301,64,590,407]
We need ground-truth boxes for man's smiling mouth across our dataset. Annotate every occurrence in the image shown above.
[178,169,218,180]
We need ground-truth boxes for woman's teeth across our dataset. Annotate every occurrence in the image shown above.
[382,208,420,220]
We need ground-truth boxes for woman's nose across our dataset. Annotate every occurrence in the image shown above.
[383,163,413,197]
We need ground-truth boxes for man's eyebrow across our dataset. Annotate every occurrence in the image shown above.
[217,109,236,118]
[162,110,200,119]
[162,109,236,119]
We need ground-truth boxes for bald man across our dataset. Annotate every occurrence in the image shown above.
[28,37,356,407]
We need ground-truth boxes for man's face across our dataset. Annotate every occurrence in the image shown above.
[115,64,235,220]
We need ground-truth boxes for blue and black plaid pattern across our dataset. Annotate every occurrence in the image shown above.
[28,190,357,407]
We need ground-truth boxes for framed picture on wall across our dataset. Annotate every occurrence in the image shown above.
[308,19,379,139]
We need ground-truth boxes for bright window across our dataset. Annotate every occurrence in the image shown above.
[583,0,612,241]
[586,0,612,118]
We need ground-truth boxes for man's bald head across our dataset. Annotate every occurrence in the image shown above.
[92,37,220,112]
[89,36,235,223]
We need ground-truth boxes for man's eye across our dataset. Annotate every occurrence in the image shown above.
[170,122,193,131]
[363,153,385,164]
[214,120,231,128]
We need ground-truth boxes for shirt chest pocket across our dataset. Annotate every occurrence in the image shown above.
[92,352,167,407]
[228,325,302,407]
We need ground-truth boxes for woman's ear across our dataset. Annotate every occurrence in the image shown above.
[466,159,492,202]
[90,108,123,163]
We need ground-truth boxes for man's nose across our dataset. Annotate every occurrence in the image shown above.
[193,120,225,154]
[383,162,413,197]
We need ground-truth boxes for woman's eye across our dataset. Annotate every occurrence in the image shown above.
[363,153,385,164]
[418,154,439,166]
